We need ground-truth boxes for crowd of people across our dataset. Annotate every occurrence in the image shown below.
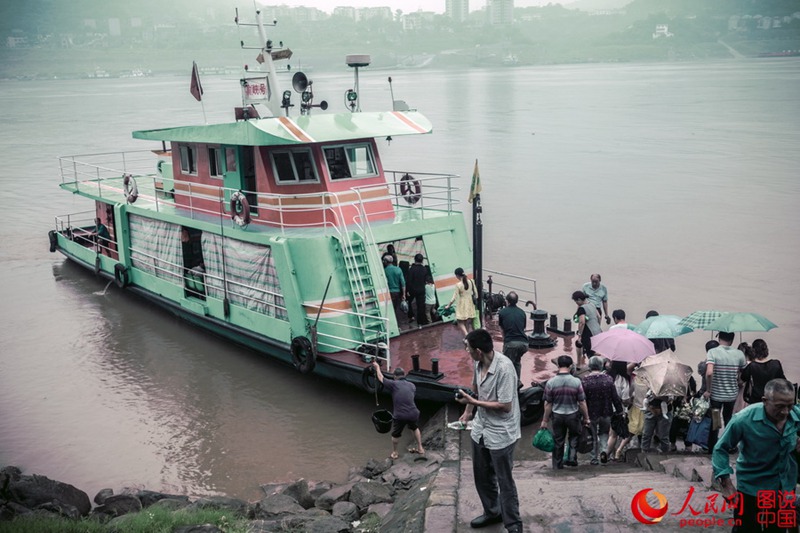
[375,265,794,531]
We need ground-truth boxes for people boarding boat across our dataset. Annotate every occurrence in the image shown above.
[48,8,549,408]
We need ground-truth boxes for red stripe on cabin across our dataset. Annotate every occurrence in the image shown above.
[391,112,428,133]
[277,117,315,142]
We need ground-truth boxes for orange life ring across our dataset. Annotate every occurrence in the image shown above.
[399,173,422,204]
[230,191,251,226]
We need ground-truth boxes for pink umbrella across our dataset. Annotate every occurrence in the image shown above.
[591,328,656,363]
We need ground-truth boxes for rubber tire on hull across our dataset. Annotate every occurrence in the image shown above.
[290,336,316,374]
[361,365,382,394]
[114,263,129,288]
[48,230,57,252]
[519,386,545,426]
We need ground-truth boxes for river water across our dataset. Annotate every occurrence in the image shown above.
[0,59,798,501]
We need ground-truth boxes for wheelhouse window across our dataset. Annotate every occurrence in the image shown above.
[324,143,377,180]
[270,148,318,184]
[208,147,223,178]
[225,148,237,172]
[179,145,197,174]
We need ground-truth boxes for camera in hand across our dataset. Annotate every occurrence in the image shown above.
[455,388,476,400]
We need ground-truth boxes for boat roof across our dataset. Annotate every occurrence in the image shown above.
[132,110,432,146]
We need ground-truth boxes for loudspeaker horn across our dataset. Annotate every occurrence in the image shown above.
[292,71,308,93]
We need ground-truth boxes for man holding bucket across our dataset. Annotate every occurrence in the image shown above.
[372,362,425,460]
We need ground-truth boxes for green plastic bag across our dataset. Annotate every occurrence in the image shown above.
[532,428,555,453]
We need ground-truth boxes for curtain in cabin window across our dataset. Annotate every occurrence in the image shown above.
[389,238,426,266]
[201,233,287,320]
[128,215,183,285]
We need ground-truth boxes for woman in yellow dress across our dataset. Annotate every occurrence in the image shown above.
[445,267,477,337]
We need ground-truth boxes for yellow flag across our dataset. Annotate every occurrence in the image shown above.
[468,159,481,203]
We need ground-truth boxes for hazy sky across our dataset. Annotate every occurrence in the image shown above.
[286,0,556,14]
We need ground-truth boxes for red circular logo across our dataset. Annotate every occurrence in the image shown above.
[631,488,669,525]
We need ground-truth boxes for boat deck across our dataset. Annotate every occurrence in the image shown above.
[321,313,574,400]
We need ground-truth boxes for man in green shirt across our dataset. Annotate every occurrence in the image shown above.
[712,378,800,532]
[383,255,405,323]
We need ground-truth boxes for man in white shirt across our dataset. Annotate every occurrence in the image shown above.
[582,274,610,326]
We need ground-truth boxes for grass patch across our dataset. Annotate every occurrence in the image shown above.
[0,506,250,533]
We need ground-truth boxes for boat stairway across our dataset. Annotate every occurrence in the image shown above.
[339,237,387,344]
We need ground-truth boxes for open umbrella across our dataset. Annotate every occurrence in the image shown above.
[636,350,694,398]
[703,312,778,333]
[676,310,725,330]
[635,315,693,339]
[591,328,655,363]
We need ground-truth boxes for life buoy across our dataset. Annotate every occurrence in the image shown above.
[114,263,129,288]
[230,191,252,227]
[399,173,422,204]
[48,230,57,253]
[290,336,316,374]
[123,174,138,204]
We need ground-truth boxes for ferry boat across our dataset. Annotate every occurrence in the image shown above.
[48,9,552,408]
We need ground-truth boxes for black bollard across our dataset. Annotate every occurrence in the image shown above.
[549,314,558,329]
[529,309,556,348]
[563,318,572,333]
[411,354,420,372]
[431,358,439,375]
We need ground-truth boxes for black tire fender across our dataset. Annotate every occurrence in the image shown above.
[361,365,382,394]
[48,230,57,253]
[519,385,545,426]
[290,336,316,374]
[114,263,129,288]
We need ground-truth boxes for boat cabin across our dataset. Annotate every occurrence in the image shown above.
[136,110,432,230]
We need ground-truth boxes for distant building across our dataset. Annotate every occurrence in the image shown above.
[402,11,436,31]
[358,7,392,22]
[488,0,514,26]
[446,0,469,23]
[6,35,27,48]
[333,7,357,21]
[109,18,121,37]
[262,6,327,22]
[652,24,674,39]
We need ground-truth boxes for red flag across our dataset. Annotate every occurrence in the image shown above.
[190,61,203,102]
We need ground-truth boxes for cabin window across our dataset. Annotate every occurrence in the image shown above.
[225,148,237,172]
[271,149,318,184]
[208,147,223,178]
[179,145,197,174]
[324,143,376,180]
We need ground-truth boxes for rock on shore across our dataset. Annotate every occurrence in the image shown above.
[0,408,454,532]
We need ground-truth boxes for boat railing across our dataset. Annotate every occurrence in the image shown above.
[311,304,391,367]
[125,245,289,317]
[58,151,462,233]
[383,171,460,215]
[53,211,120,256]
[483,269,539,311]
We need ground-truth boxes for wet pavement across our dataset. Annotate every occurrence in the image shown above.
[426,404,735,533]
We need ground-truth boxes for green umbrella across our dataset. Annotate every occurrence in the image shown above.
[677,310,725,330]
[635,315,694,339]
[702,312,777,333]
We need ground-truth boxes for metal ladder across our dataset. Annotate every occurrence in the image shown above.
[338,233,386,344]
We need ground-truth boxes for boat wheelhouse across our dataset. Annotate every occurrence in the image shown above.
[49,9,495,402]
